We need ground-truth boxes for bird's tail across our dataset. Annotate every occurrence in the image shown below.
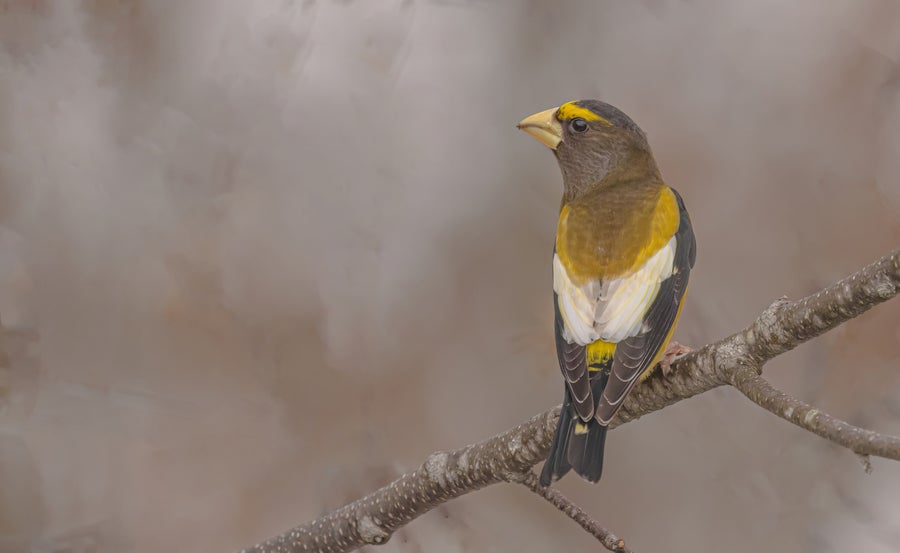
[540,388,608,486]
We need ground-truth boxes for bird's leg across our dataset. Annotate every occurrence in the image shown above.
[659,341,692,377]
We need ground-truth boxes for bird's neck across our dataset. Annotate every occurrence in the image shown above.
[560,147,661,203]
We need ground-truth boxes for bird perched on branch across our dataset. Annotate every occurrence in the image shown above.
[517,100,696,486]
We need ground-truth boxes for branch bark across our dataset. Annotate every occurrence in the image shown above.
[237,249,900,553]
[732,365,900,463]
[515,471,632,553]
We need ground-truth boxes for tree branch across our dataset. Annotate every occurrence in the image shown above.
[514,471,632,553]
[238,409,560,553]
[237,249,900,553]
[731,365,900,464]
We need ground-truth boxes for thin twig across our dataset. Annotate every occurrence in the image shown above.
[516,471,632,553]
[731,365,900,463]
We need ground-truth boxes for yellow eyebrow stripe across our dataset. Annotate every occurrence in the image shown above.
[557,101,612,125]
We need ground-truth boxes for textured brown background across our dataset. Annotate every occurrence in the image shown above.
[1,1,899,552]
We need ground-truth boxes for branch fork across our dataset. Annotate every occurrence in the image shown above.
[238,249,900,553]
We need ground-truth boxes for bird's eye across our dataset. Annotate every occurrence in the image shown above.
[570,118,589,133]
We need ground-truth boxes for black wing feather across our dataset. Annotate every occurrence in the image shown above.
[554,291,594,421]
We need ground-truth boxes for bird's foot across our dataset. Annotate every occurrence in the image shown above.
[659,341,692,377]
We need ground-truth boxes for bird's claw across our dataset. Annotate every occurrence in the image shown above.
[659,341,692,376]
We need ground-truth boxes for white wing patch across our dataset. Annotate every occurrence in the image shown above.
[553,258,600,344]
[554,236,676,346]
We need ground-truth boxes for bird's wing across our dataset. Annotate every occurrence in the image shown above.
[596,189,695,424]
[553,290,594,421]
[554,187,695,425]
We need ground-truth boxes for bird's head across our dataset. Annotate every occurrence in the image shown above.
[517,100,657,198]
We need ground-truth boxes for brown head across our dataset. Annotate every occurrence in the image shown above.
[517,100,660,201]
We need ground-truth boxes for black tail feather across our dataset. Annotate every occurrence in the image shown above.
[540,391,574,486]
[540,387,608,486]
[566,415,607,483]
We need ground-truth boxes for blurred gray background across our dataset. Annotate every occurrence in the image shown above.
[1,1,899,552]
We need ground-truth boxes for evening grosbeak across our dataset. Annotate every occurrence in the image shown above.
[517,100,696,486]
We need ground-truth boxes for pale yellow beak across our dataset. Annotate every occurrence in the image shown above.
[517,107,562,150]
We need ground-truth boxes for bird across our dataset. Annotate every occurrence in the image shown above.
[517,100,696,486]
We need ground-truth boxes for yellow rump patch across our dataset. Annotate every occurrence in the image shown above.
[574,421,590,435]
[587,340,616,370]
[557,101,612,125]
